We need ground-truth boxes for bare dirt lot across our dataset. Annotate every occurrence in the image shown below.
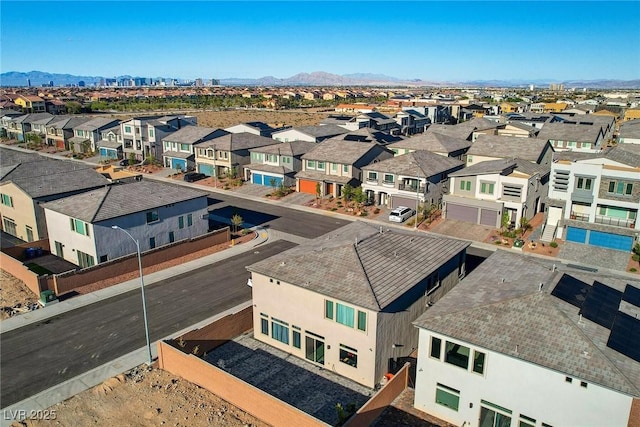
[0,270,40,320]
[17,366,268,427]
[194,109,331,129]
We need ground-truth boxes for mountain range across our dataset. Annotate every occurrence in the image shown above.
[1,70,639,89]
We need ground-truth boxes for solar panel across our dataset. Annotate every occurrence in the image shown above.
[551,274,591,308]
[607,312,640,363]
[622,284,640,307]
[580,281,623,329]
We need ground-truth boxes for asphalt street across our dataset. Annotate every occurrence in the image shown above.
[0,240,296,407]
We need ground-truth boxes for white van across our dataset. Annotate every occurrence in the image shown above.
[389,206,414,223]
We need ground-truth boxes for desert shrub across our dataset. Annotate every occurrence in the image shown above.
[550,241,558,248]
[630,268,638,272]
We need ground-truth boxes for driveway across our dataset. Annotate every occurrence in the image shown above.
[428,219,496,242]
[558,242,631,272]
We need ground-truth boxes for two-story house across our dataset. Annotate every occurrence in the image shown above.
[330,127,405,145]
[247,221,470,388]
[245,141,317,187]
[271,124,348,143]
[544,145,640,251]
[466,134,554,169]
[443,158,549,228]
[121,115,197,163]
[42,180,209,267]
[388,132,472,160]
[296,139,394,197]
[618,119,640,144]
[71,117,121,153]
[224,121,276,137]
[393,109,430,135]
[414,250,640,427]
[96,124,122,160]
[14,95,46,113]
[162,126,229,172]
[0,109,25,139]
[536,122,604,153]
[4,113,53,142]
[45,116,91,150]
[361,151,464,209]
[0,147,110,242]
[194,132,278,178]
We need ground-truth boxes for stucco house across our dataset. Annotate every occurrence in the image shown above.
[224,121,276,137]
[121,115,197,163]
[247,221,470,388]
[245,141,316,187]
[413,250,640,427]
[388,132,472,160]
[70,117,121,153]
[162,126,229,172]
[466,134,554,169]
[619,119,640,145]
[42,180,209,267]
[271,124,348,143]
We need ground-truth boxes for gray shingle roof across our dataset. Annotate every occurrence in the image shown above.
[197,132,278,151]
[247,221,469,311]
[301,139,391,164]
[331,127,405,145]
[362,150,464,178]
[249,141,317,156]
[469,134,550,162]
[42,180,208,223]
[273,124,349,139]
[0,153,110,198]
[162,126,228,145]
[75,117,119,131]
[414,250,640,397]
[604,144,640,167]
[537,122,602,143]
[388,132,471,154]
[449,157,548,178]
[619,120,640,139]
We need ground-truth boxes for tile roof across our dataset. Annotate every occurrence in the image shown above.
[247,221,469,311]
[197,132,278,151]
[388,131,471,154]
[362,150,464,178]
[301,139,391,163]
[537,122,603,143]
[249,140,317,156]
[414,250,640,397]
[469,134,550,162]
[42,180,208,223]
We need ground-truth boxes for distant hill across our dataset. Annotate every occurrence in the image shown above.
[1,70,639,89]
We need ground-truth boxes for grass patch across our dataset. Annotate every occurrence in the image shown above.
[25,263,54,276]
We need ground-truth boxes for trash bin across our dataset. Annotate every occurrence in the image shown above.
[35,247,43,257]
[24,247,36,259]
[40,290,56,304]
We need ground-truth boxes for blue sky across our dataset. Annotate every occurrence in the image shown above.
[1,1,639,81]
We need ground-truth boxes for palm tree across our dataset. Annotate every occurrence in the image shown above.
[230,214,243,235]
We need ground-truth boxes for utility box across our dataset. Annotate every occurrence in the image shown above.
[40,290,56,304]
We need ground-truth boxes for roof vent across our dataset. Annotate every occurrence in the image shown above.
[538,283,543,291]
[515,345,519,354]
[500,278,505,283]
[280,261,286,266]
[379,226,383,234]
[355,237,358,247]
[394,250,398,258]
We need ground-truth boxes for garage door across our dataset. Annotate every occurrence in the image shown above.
[566,227,587,244]
[198,163,214,177]
[446,204,479,223]
[392,196,416,209]
[588,230,633,251]
[480,209,499,227]
[252,173,264,185]
[263,175,283,188]
[171,158,187,171]
[299,179,317,194]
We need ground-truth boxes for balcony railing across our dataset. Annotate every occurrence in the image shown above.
[398,184,426,192]
[570,212,635,228]
[569,212,589,222]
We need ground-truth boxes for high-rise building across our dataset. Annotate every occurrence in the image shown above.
[27,78,31,87]
[210,78,220,86]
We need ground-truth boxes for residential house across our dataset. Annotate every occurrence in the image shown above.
[543,102,568,113]
[14,95,46,113]
[624,108,640,122]
[194,132,277,178]
[466,134,554,168]
[335,104,375,114]
[388,132,472,160]
[361,150,464,209]
[271,125,349,143]
[329,127,405,145]
[393,109,430,135]
[122,115,197,163]
[505,112,558,130]
[413,250,640,427]
[42,180,209,267]
[296,139,394,197]
[45,116,91,150]
[0,109,25,139]
[472,122,538,139]
[0,148,110,242]
[3,113,53,142]
[618,119,640,144]
[245,141,316,187]
[25,114,56,142]
[45,99,67,115]
[162,126,229,172]
[443,158,549,228]
[246,221,470,388]
[536,122,604,153]
[348,112,400,132]
[427,118,499,142]
[71,117,121,153]
[544,145,640,251]
[225,121,276,137]
[96,124,122,160]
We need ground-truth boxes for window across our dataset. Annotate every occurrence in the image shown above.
[1,193,13,207]
[325,300,334,319]
[383,174,394,184]
[271,318,289,344]
[25,226,33,242]
[435,383,460,411]
[149,237,156,249]
[187,214,193,227]
[124,125,132,133]
[430,337,442,359]
[480,182,495,194]
[608,181,633,195]
[445,341,470,369]
[307,160,316,169]
[580,381,588,388]
[339,344,358,367]
[3,217,17,236]
[77,250,95,268]
[336,303,355,328]
[459,180,471,191]
[99,255,108,263]
[519,415,536,427]
[467,155,473,163]
[480,400,512,427]
[260,313,269,335]
[317,161,325,170]
[180,143,189,151]
[331,163,337,172]
[178,216,184,229]
[367,171,378,181]
[70,218,89,236]
[305,333,325,365]
[473,350,486,374]
[426,273,440,295]
[343,164,349,173]
[146,210,159,223]
[149,129,154,138]
[357,310,366,331]
[282,156,291,164]
[292,326,301,349]
[169,231,175,243]
[576,177,593,190]
[54,241,64,258]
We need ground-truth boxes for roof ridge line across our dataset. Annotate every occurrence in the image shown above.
[90,185,111,223]
[352,242,383,311]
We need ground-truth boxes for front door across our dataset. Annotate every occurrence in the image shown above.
[55,241,64,258]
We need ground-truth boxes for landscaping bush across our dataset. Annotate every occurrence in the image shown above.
[633,254,640,262]
[373,208,380,214]
[631,268,638,273]
[550,241,558,248]
[330,207,338,211]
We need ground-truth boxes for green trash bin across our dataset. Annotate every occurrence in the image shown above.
[40,290,56,304]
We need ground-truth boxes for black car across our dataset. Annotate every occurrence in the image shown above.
[119,158,131,166]
[183,172,206,182]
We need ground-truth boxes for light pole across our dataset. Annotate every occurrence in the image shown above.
[111,225,153,366]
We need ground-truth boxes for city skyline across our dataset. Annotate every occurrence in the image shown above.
[1,1,639,82]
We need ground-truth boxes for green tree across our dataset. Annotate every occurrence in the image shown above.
[128,152,136,166]
[315,182,321,203]
[341,183,354,206]
[24,132,42,149]
[353,186,366,208]
[65,101,83,114]
[230,213,243,235]
[501,211,511,233]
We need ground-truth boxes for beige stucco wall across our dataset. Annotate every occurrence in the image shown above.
[0,182,40,241]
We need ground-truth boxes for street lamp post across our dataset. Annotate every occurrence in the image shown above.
[111,225,153,366]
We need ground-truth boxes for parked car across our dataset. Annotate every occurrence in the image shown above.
[119,158,131,166]
[389,206,415,223]
[183,172,206,182]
